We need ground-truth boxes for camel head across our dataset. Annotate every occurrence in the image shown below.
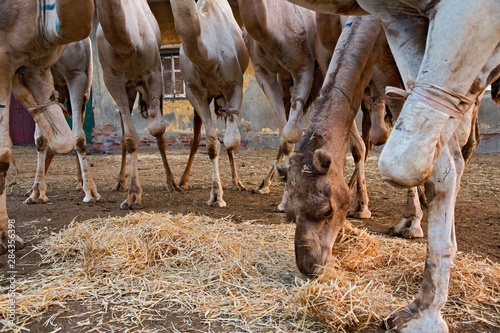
[277,148,351,278]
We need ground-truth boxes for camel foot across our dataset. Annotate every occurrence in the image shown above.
[166,180,182,192]
[388,219,424,239]
[120,194,144,210]
[272,206,285,213]
[232,182,247,192]
[0,232,25,255]
[385,303,448,333]
[348,208,372,219]
[208,198,226,208]
[112,178,127,192]
[24,195,49,204]
[252,186,270,195]
[389,226,424,239]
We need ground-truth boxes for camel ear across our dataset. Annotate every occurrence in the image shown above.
[274,160,288,182]
[313,149,332,174]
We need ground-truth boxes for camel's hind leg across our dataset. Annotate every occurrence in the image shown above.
[112,116,127,192]
[156,134,180,192]
[179,111,202,190]
[227,148,246,191]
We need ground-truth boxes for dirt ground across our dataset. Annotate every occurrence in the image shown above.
[1,144,499,332]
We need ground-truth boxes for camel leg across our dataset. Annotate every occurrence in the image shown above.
[25,126,50,204]
[156,134,180,192]
[388,187,424,239]
[112,114,127,192]
[253,147,284,195]
[222,86,246,192]
[67,71,104,203]
[0,68,23,253]
[188,89,225,207]
[227,149,246,191]
[179,111,202,190]
[282,64,314,144]
[104,75,144,209]
[348,122,371,219]
[386,138,463,333]
[379,3,500,187]
[273,154,292,213]
[75,153,83,190]
[252,66,294,199]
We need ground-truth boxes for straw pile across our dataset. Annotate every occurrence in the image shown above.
[1,212,499,332]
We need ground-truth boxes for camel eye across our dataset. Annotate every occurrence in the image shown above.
[323,206,333,217]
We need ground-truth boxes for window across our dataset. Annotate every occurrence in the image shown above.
[162,54,186,99]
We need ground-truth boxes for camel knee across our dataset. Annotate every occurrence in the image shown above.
[206,136,220,160]
[35,136,48,151]
[75,137,86,154]
[124,135,138,154]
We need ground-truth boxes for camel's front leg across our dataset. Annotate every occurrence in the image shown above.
[222,88,246,192]
[379,2,500,187]
[386,140,464,333]
[347,122,371,219]
[25,126,50,204]
[388,186,424,239]
[282,64,314,144]
[0,76,24,252]
[68,74,104,203]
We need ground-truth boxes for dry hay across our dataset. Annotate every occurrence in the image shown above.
[1,212,499,332]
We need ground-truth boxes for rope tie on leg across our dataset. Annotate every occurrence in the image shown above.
[27,90,68,118]
[385,81,474,119]
[291,96,306,110]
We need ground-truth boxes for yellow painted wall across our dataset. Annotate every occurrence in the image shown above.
[149,2,181,45]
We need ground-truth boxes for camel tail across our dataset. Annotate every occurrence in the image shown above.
[304,60,325,113]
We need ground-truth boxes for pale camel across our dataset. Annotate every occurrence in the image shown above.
[287,1,500,331]
[96,0,180,210]
[25,38,103,205]
[170,0,249,207]
[0,0,94,254]
[235,0,329,212]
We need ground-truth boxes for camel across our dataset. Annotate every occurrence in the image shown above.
[0,0,94,254]
[25,38,103,205]
[285,1,500,331]
[234,0,329,212]
[96,0,180,210]
[170,0,249,207]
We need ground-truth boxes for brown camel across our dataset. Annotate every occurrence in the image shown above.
[96,0,180,210]
[170,0,249,207]
[287,1,500,331]
[25,38,104,205]
[235,0,329,212]
[0,0,94,254]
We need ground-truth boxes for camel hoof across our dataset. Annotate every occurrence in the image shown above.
[352,210,372,219]
[401,228,424,239]
[385,304,448,333]
[273,206,285,213]
[388,226,399,237]
[36,197,49,204]
[232,185,247,192]
[210,200,227,208]
[96,197,106,203]
[252,187,270,195]
[130,202,145,210]
[0,232,25,255]
[24,198,35,204]
[120,202,130,210]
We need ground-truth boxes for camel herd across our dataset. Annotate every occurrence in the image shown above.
[1,0,499,332]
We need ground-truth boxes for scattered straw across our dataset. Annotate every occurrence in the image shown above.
[1,212,499,332]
